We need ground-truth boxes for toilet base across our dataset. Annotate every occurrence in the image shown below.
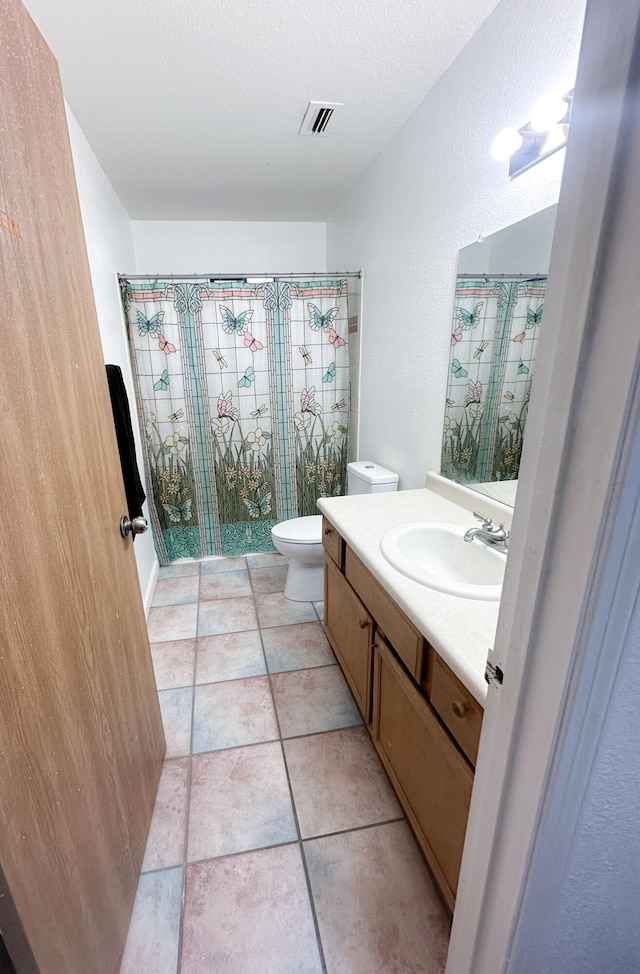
[283,560,324,602]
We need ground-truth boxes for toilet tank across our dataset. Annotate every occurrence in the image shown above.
[347,461,399,495]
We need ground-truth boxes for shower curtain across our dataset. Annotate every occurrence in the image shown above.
[121,278,350,564]
[441,276,545,484]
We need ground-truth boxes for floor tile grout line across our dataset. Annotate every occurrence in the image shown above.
[170,716,366,759]
[182,838,302,870]
[152,649,338,693]
[300,814,408,846]
[136,810,409,879]
[150,611,325,653]
[268,651,329,973]
[187,660,343,692]
[289,835,328,970]
[251,599,328,972]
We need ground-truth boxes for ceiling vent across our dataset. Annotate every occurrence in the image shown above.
[298,101,343,136]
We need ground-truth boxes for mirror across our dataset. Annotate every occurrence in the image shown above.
[440,205,557,506]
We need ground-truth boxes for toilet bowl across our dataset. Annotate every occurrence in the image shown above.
[271,461,400,603]
[271,515,324,602]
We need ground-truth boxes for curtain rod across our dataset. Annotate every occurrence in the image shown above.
[456,272,547,281]
[118,271,362,282]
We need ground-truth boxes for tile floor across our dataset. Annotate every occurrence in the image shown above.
[119,552,451,974]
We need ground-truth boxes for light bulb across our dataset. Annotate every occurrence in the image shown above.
[530,93,568,133]
[491,127,524,161]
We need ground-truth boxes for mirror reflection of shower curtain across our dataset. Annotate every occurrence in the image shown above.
[121,278,349,564]
[441,277,545,484]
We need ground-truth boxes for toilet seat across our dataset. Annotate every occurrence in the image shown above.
[270,515,324,601]
[271,514,322,545]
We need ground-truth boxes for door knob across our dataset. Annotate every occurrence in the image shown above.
[120,515,148,539]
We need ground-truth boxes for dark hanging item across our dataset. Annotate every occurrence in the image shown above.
[105,364,146,521]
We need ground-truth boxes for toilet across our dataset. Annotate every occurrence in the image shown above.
[271,461,399,602]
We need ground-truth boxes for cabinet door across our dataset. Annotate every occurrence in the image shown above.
[324,556,373,721]
[373,638,473,910]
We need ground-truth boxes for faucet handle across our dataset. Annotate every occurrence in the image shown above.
[473,511,493,526]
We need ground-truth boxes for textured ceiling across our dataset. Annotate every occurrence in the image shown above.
[22,0,500,221]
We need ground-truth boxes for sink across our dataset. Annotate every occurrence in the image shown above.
[380,521,506,601]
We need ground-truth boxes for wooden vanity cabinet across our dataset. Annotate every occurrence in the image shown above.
[321,514,484,911]
[373,637,473,910]
[324,555,373,721]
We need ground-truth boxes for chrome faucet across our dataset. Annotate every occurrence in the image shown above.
[464,511,509,554]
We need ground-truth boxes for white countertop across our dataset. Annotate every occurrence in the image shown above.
[317,477,508,705]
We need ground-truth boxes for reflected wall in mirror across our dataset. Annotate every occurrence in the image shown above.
[441,205,557,505]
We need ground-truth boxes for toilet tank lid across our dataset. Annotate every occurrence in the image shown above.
[348,460,399,485]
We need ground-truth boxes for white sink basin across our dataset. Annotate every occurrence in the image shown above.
[380,521,506,601]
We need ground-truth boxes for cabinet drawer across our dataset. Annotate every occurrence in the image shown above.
[429,652,483,767]
[345,548,425,678]
[322,517,344,569]
[373,637,473,910]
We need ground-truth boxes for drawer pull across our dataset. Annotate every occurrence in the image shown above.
[359,618,369,630]
[323,527,332,535]
[452,700,469,719]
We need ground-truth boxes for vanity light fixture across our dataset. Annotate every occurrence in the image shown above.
[530,92,571,133]
[492,89,573,177]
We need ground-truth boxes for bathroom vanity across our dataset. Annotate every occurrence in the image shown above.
[317,475,509,912]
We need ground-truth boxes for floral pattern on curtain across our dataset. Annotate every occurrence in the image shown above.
[121,279,349,564]
[441,277,545,484]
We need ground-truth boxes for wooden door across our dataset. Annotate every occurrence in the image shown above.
[373,638,473,911]
[0,3,165,973]
[324,557,373,721]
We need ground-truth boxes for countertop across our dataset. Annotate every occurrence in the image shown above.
[317,475,511,705]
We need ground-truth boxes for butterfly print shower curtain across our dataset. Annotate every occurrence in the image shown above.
[121,278,350,564]
[442,277,546,484]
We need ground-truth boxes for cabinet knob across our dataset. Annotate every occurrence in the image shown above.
[323,527,332,535]
[359,618,369,630]
[452,700,468,718]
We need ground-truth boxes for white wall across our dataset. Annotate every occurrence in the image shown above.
[131,220,326,274]
[66,107,158,611]
[326,0,586,490]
